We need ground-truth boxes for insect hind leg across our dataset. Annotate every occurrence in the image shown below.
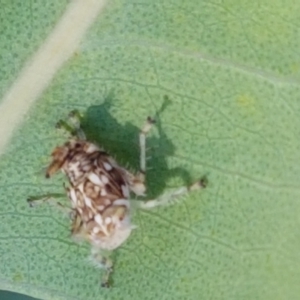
[89,248,114,288]
[137,177,208,209]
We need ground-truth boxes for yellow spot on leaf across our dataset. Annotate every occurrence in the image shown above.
[236,94,257,115]
[13,272,23,282]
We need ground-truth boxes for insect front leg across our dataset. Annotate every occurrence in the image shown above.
[137,177,208,209]
[56,109,86,140]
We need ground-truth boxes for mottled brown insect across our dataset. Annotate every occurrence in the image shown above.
[28,110,207,287]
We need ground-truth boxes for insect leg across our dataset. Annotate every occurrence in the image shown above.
[68,109,86,140]
[27,193,71,214]
[56,110,86,140]
[138,116,155,181]
[90,248,114,288]
[137,177,208,209]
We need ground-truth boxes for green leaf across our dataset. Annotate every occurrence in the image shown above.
[1,0,300,299]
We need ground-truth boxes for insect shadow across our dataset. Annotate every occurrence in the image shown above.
[80,92,193,200]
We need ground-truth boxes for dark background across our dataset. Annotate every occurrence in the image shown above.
[0,291,37,300]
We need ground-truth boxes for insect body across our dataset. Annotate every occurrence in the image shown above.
[28,111,207,287]
[47,139,137,251]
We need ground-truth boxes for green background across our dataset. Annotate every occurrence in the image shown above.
[1,0,300,299]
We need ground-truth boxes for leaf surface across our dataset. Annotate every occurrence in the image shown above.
[1,1,300,299]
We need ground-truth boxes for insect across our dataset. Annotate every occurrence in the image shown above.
[28,110,207,287]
